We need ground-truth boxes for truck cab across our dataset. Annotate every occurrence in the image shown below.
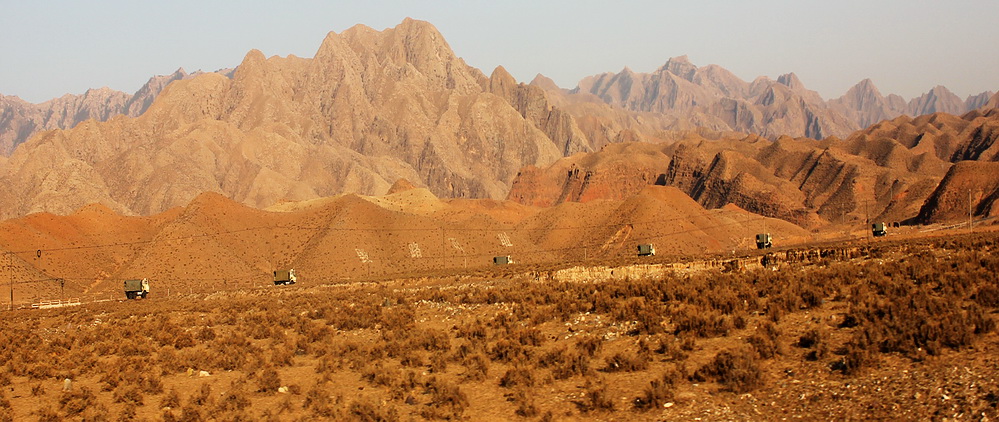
[755,233,773,249]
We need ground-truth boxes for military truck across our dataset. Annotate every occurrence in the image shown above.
[755,233,773,249]
[124,279,150,300]
[493,256,513,265]
[637,244,656,256]
[273,269,297,285]
[872,222,887,237]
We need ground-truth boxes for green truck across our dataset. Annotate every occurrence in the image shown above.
[124,279,150,299]
[273,269,297,285]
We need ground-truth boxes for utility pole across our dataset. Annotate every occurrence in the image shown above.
[8,253,13,311]
[865,200,870,242]
[969,190,974,233]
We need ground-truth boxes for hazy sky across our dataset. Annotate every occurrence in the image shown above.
[2,0,997,103]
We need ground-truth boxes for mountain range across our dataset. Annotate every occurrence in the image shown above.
[0,18,997,229]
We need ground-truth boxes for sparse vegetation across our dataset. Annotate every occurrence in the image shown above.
[0,232,997,419]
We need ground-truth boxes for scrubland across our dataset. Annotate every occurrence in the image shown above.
[1,232,998,421]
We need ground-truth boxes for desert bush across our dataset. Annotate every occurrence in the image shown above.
[113,385,144,406]
[215,381,251,414]
[746,321,782,359]
[429,352,448,374]
[34,405,60,422]
[27,362,53,380]
[257,367,282,393]
[798,327,829,361]
[972,284,999,307]
[59,386,97,416]
[543,348,591,380]
[31,383,46,396]
[576,379,615,413]
[489,339,532,364]
[499,367,536,388]
[691,348,763,393]
[421,377,467,420]
[461,353,489,381]
[832,339,872,376]
[348,398,400,421]
[671,304,731,338]
[303,383,340,418]
[161,388,181,409]
[633,367,683,410]
[195,326,216,342]
[574,335,603,357]
[602,351,649,373]
[652,335,689,361]
[188,382,215,408]
[511,388,540,417]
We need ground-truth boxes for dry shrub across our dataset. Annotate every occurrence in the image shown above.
[303,382,340,418]
[348,398,400,421]
[499,367,536,388]
[27,362,53,380]
[511,389,539,417]
[576,379,615,413]
[832,339,871,376]
[461,353,489,381]
[257,367,282,393]
[59,386,97,416]
[113,385,144,406]
[34,405,60,422]
[671,304,732,338]
[489,339,532,364]
[634,366,683,411]
[161,388,181,409]
[511,327,545,347]
[544,348,591,380]
[429,352,448,374]
[31,383,46,396]
[652,335,689,361]
[421,377,468,420]
[195,326,216,342]
[215,381,251,415]
[117,403,137,421]
[602,351,649,373]
[691,348,763,393]
[746,321,782,359]
[574,335,603,357]
[188,382,214,408]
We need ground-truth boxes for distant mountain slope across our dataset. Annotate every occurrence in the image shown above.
[0,19,594,219]
[570,56,994,140]
[0,69,228,156]
[509,109,999,227]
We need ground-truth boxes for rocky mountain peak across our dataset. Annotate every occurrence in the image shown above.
[659,55,697,81]
[529,74,561,92]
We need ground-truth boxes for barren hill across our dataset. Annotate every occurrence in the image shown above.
[509,109,999,227]
[0,184,801,304]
